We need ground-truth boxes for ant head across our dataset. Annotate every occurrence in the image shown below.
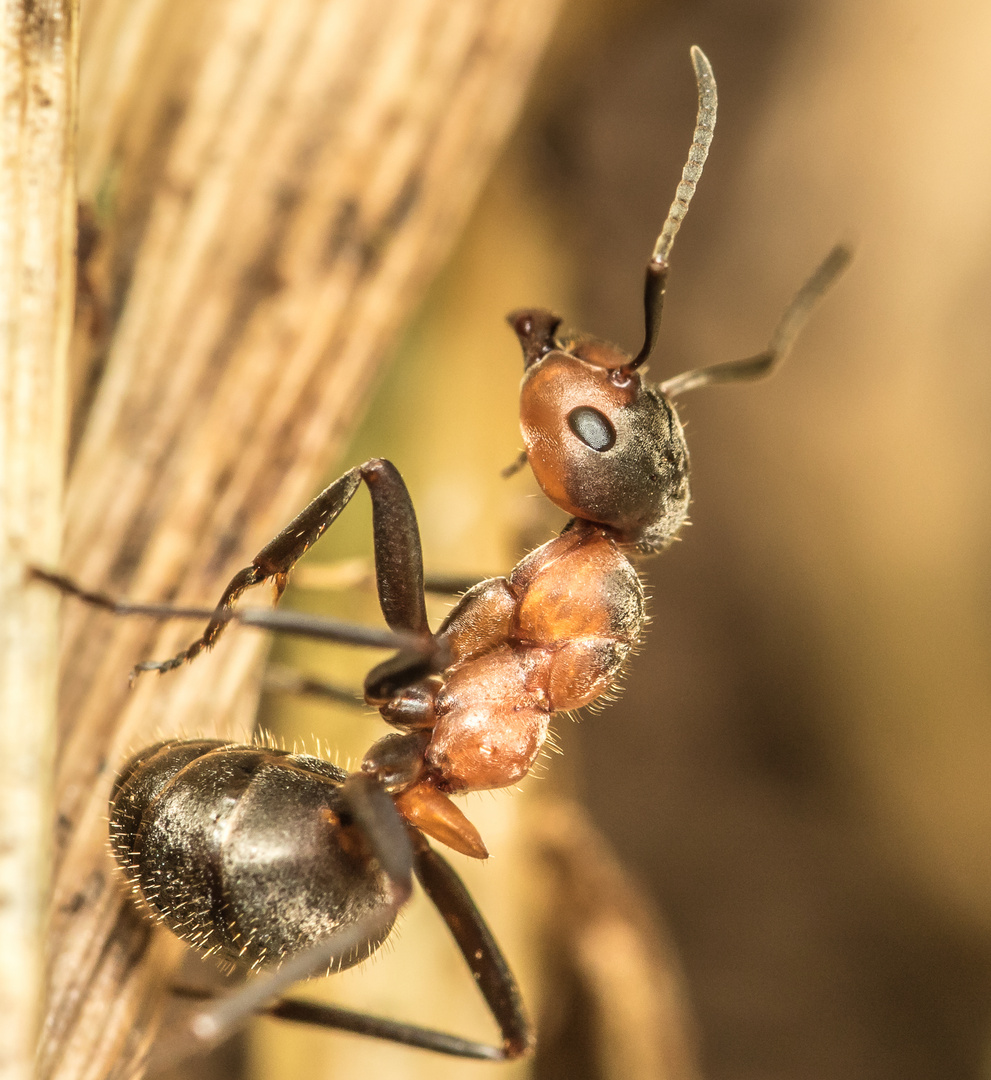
[505,47,849,554]
[502,47,717,555]
[509,310,690,553]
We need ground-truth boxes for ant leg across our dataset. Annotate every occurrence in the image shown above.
[353,458,473,702]
[358,459,429,638]
[345,458,446,702]
[134,466,366,673]
[30,568,424,654]
[500,449,529,479]
[410,832,533,1059]
[289,559,481,597]
[256,831,531,1060]
[68,456,432,676]
[33,458,448,681]
[164,780,530,1063]
[148,457,430,674]
[423,572,486,596]
[262,665,365,709]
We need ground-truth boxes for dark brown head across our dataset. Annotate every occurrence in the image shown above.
[508,309,690,554]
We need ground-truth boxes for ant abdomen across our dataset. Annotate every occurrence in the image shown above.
[110,741,396,971]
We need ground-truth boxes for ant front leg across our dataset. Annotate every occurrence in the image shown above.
[128,457,436,675]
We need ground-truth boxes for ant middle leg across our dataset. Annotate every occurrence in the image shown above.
[134,466,366,673]
[262,665,366,710]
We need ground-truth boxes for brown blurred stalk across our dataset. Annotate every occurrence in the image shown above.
[42,1,562,1077]
[528,800,701,1080]
[0,1,77,1078]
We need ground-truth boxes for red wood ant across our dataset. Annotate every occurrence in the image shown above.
[36,46,849,1065]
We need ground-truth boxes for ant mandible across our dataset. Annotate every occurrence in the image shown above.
[37,46,849,1066]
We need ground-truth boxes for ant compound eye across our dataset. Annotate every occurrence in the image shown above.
[568,407,616,452]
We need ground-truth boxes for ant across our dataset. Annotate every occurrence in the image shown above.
[36,46,849,1066]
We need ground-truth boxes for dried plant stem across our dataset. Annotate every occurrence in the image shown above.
[43,1,562,1078]
[0,1,77,1078]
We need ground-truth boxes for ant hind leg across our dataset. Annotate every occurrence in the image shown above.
[256,827,532,1060]
[159,777,531,1063]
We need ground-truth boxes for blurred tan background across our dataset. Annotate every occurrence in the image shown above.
[59,0,991,1077]
[264,0,991,1077]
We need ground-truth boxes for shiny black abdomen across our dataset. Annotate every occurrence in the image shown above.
[110,740,395,970]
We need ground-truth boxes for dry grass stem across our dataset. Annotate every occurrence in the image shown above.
[44,1,563,1077]
[0,2,77,1078]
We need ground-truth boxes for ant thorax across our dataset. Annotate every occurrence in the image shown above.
[431,524,645,777]
[361,520,645,857]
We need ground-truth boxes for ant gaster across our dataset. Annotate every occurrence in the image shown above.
[38,47,849,1064]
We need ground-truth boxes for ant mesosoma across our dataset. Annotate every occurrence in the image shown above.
[36,46,849,1066]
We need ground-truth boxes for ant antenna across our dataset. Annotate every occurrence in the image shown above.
[660,243,852,397]
[627,45,717,372]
